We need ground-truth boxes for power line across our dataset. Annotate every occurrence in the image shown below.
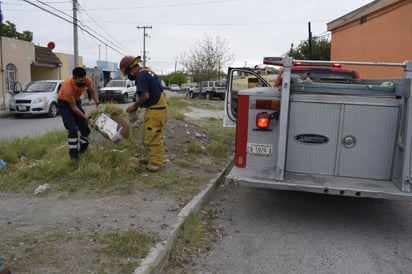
[84,0,237,11]
[20,0,130,57]
[77,4,133,55]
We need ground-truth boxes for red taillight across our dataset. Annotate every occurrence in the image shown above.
[256,99,280,110]
[256,112,270,128]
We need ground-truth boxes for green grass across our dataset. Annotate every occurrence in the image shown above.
[169,211,209,267]
[0,99,234,198]
[167,96,190,120]
[0,128,143,194]
[189,99,225,110]
[0,229,155,273]
[0,98,234,273]
[95,230,156,272]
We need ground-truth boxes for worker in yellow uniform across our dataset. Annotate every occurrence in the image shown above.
[57,67,100,160]
[119,56,167,172]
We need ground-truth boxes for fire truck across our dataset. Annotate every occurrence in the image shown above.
[224,57,412,200]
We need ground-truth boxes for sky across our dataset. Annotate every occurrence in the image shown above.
[3,0,373,75]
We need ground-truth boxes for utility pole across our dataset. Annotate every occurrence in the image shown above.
[137,25,152,67]
[308,21,312,60]
[0,1,4,109]
[73,0,79,67]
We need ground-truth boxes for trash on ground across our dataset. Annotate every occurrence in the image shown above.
[0,159,8,169]
[34,183,51,195]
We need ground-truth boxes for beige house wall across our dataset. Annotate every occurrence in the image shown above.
[55,52,83,80]
[0,37,35,109]
[30,65,61,81]
[3,37,34,86]
[0,38,85,109]
[329,0,412,78]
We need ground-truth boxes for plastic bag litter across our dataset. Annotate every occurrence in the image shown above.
[34,183,51,195]
[0,159,8,169]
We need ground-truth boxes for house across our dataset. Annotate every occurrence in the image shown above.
[0,36,96,110]
[327,0,412,78]
[0,36,34,108]
[32,45,62,80]
[0,37,65,109]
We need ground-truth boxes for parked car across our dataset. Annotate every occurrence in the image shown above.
[170,84,181,92]
[9,80,63,118]
[190,80,226,100]
[98,79,136,104]
[181,83,197,91]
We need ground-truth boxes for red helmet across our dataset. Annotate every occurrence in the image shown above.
[119,55,142,73]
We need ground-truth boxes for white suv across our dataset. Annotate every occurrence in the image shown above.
[200,81,226,100]
[9,80,63,118]
[98,79,136,104]
[189,81,226,100]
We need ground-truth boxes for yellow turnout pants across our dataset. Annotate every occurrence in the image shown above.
[142,93,167,167]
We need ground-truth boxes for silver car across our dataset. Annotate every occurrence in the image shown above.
[9,80,63,118]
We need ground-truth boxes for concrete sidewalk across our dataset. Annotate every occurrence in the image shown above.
[0,109,12,118]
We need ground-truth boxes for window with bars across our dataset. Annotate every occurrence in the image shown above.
[5,63,17,92]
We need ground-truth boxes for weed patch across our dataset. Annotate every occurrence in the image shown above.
[0,229,155,273]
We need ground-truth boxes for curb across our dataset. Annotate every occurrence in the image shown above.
[0,111,12,118]
[134,159,233,274]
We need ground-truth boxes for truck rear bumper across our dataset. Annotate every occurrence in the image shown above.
[226,166,412,201]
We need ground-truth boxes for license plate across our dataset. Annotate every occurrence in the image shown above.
[247,143,273,156]
[17,105,27,111]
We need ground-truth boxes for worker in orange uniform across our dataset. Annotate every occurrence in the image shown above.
[119,56,167,172]
[57,67,101,160]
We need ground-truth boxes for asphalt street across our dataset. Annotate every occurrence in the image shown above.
[187,186,412,274]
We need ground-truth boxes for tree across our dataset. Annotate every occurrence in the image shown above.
[163,71,187,87]
[179,34,234,83]
[286,36,330,60]
[1,20,33,42]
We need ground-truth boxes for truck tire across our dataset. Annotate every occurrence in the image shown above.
[48,102,58,117]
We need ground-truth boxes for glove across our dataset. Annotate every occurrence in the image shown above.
[96,103,103,113]
[128,112,138,123]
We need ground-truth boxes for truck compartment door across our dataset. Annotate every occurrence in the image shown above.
[286,94,400,180]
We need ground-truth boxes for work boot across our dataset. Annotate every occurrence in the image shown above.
[138,158,149,165]
[69,148,79,160]
[79,141,88,154]
[146,163,161,172]
[70,154,80,161]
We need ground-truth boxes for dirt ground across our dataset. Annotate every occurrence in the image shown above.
[0,101,227,273]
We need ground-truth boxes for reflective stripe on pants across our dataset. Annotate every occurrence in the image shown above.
[58,99,90,157]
